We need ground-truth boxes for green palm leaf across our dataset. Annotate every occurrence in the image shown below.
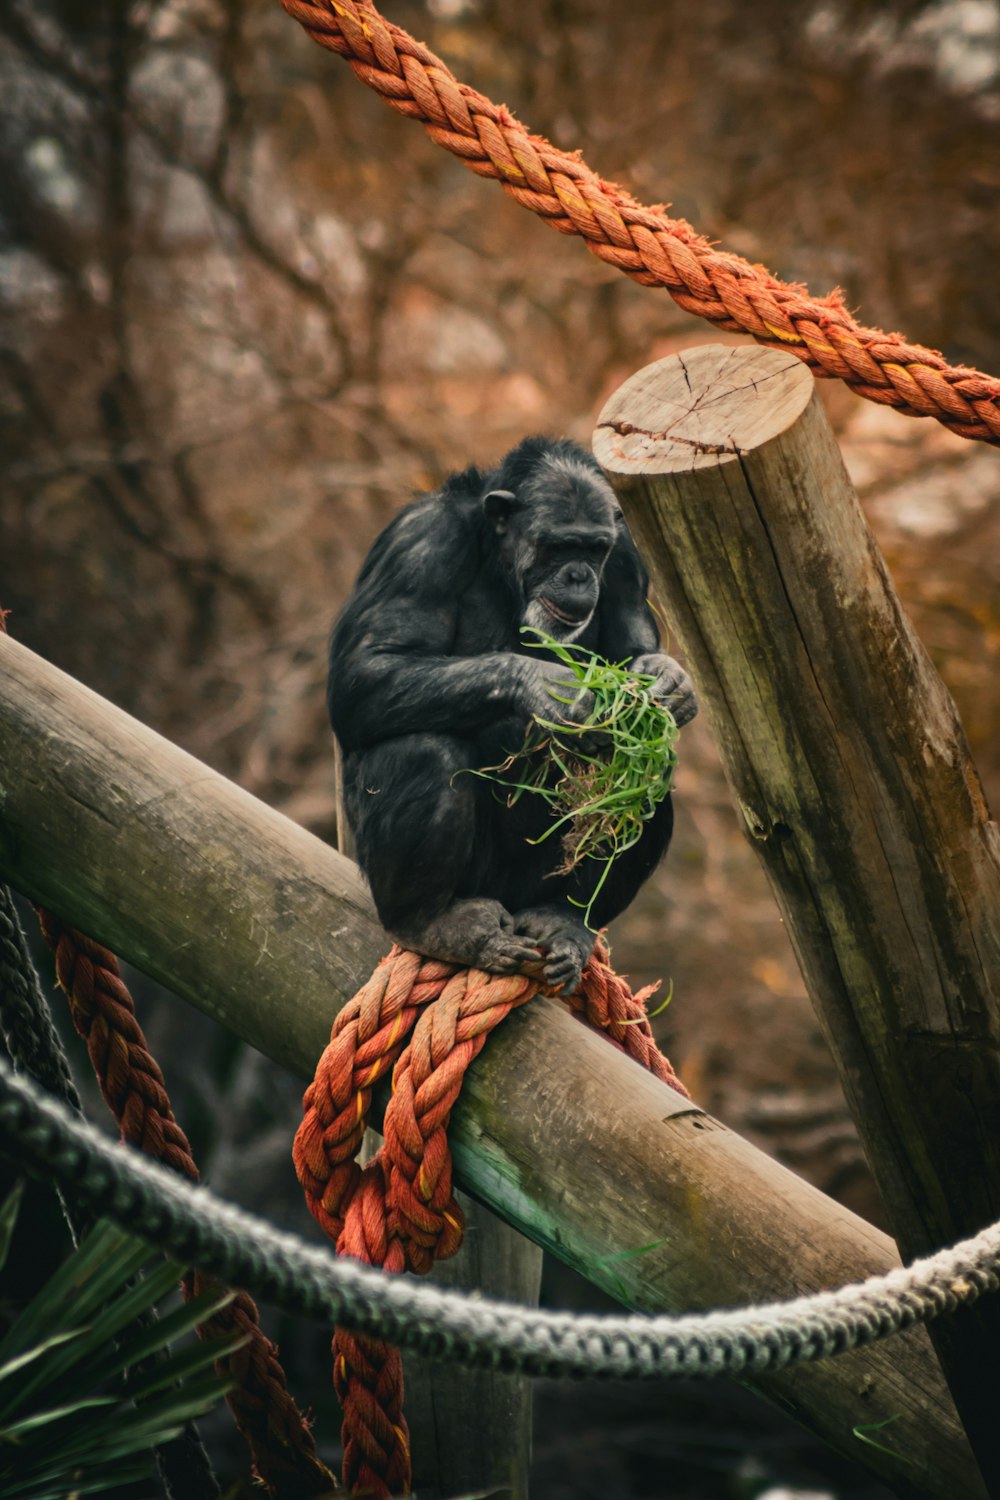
[0,1184,235,1500]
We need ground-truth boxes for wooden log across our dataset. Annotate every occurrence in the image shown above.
[0,632,986,1499]
[594,343,1000,1493]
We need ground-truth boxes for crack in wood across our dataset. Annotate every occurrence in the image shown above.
[597,419,740,455]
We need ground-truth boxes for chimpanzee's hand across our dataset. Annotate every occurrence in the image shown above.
[519,659,596,730]
[631,652,698,727]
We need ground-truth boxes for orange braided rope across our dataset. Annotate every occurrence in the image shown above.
[294,938,688,1497]
[35,909,338,1500]
[279,0,1000,446]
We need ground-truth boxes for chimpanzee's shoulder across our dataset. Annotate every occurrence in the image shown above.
[352,480,483,597]
[409,466,495,549]
[399,465,489,532]
[437,461,491,504]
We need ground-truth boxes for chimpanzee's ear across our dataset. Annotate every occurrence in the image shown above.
[483,489,521,536]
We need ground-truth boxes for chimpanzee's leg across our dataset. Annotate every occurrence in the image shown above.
[508,907,596,993]
[583,793,675,928]
[343,733,542,974]
[510,794,674,994]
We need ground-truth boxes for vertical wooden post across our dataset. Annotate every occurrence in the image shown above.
[594,345,1000,1490]
[402,1194,542,1500]
[335,743,542,1497]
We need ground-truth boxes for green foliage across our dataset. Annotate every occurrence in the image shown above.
[473,630,679,927]
[594,1237,671,1303]
[852,1414,911,1463]
[0,1183,239,1500]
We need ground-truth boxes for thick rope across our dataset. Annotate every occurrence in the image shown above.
[35,911,199,1173]
[562,945,685,1089]
[33,908,338,1500]
[279,0,1000,446]
[294,940,687,1496]
[297,953,533,1496]
[2,1054,1000,1382]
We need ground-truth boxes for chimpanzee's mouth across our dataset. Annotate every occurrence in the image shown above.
[540,597,589,626]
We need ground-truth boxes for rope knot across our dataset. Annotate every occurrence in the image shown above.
[295,938,688,1496]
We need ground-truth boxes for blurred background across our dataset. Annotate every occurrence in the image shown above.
[2,0,999,1495]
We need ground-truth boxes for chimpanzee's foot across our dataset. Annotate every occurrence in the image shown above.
[510,906,597,994]
[390,898,543,976]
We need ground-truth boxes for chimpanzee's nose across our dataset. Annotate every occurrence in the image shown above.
[565,563,589,586]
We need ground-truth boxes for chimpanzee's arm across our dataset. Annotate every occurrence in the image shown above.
[329,499,533,752]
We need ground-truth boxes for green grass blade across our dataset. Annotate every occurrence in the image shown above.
[0,1394,117,1441]
[467,629,680,915]
[0,1184,25,1276]
[0,1331,86,1390]
[122,1333,247,1400]
[11,1255,186,1410]
[0,1456,155,1499]
[0,1224,146,1365]
[81,1287,235,1393]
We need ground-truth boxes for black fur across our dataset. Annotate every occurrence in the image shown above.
[328,436,696,991]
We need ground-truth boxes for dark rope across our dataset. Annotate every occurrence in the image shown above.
[0,886,83,1114]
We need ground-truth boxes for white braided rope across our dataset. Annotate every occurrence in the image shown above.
[1,1056,997,1380]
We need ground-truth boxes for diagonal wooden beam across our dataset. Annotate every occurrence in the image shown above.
[0,631,984,1498]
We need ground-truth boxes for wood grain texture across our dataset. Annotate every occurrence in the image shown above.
[402,1188,541,1500]
[596,343,1000,1492]
[0,632,985,1498]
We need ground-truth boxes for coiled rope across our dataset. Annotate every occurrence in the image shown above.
[293,939,687,1495]
[2,1053,1000,1381]
[278,0,1000,446]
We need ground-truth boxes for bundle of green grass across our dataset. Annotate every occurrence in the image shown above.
[481,629,680,926]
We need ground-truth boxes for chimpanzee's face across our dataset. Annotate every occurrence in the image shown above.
[485,457,618,642]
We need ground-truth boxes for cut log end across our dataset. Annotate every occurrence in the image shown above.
[593,345,814,474]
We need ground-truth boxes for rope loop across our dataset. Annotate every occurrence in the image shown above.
[295,937,688,1495]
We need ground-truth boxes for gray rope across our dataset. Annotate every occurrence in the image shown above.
[0,886,83,1114]
[1,1053,998,1381]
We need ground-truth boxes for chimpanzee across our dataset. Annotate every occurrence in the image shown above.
[329,436,697,993]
